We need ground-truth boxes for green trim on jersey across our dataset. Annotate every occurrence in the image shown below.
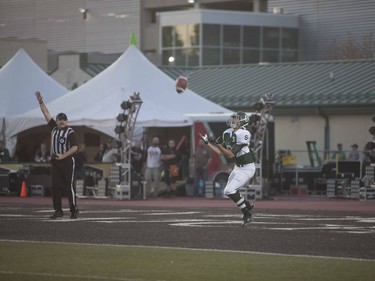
[235,150,255,166]
[231,143,246,154]
[222,132,232,149]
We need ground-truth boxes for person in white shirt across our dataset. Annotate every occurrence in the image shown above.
[144,137,162,197]
[102,141,118,163]
[34,143,51,163]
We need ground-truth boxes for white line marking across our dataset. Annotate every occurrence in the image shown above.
[170,220,241,227]
[0,239,374,262]
[43,217,135,222]
[93,219,209,224]
[0,270,165,281]
[145,211,201,216]
[0,214,34,217]
[2,210,374,233]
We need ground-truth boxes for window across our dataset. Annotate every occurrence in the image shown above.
[243,26,260,48]
[160,21,298,66]
[203,24,221,46]
[282,28,298,49]
[162,49,174,65]
[189,24,200,46]
[263,27,280,49]
[203,47,220,65]
[174,49,186,66]
[223,25,240,47]
[223,48,240,64]
[187,47,200,66]
[262,50,279,63]
[175,24,187,47]
[243,49,260,64]
[281,50,298,62]
[162,26,174,47]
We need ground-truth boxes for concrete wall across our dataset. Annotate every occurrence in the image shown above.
[0,0,140,54]
[0,38,47,70]
[50,54,92,90]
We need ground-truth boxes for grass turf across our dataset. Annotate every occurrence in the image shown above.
[0,241,374,281]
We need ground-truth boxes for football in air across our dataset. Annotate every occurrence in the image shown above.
[175,76,188,94]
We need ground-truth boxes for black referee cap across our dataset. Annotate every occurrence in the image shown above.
[56,112,68,120]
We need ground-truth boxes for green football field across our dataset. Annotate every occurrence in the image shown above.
[0,241,374,281]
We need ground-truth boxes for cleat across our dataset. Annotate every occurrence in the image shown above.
[50,210,63,219]
[241,213,254,226]
[70,208,79,219]
[245,200,255,211]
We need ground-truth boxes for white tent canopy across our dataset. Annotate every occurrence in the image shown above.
[0,48,68,117]
[6,45,231,141]
[0,49,68,154]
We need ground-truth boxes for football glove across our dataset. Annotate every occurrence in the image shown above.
[199,133,209,145]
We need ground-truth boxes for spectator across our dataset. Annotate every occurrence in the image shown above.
[131,140,144,176]
[94,143,106,162]
[76,144,88,162]
[194,138,212,196]
[177,145,190,180]
[347,144,360,161]
[0,140,11,162]
[332,143,346,161]
[74,143,88,179]
[144,137,162,197]
[363,141,375,171]
[34,142,51,163]
[161,139,180,197]
[102,140,118,163]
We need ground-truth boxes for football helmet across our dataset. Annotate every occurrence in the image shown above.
[227,112,249,129]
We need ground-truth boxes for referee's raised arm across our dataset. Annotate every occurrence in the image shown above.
[35,91,52,122]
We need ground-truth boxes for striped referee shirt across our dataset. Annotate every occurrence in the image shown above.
[48,119,77,155]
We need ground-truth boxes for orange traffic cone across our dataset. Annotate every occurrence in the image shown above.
[20,181,27,197]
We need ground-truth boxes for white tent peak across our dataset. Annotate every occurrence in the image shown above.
[0,48,68,116]
[7,45,232,140]
[48,45,230,117]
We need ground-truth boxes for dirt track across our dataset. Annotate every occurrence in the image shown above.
[1,195,374,212]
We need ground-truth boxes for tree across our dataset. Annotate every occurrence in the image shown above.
[324,32,374,60]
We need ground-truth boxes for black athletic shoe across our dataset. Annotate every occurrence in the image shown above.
[50,210,63,219]
[245,200,255,211]
[241,213,254,226]
[70,208,79,219]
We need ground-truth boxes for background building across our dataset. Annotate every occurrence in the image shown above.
[1,0,374,166]
[157,9,298,66]
[267,0,375,61]
[1,0,373,67]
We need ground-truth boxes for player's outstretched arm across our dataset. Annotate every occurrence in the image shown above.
[199,134,222,155]
[35,91,52,122]
[218,145,235,158]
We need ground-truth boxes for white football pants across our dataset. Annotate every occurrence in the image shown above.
[224,163,256,196]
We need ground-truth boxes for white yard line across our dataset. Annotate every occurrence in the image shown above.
[0,270,165,281]
[0,239,374,262]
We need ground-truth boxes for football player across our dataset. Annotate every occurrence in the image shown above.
[200,112,255,226]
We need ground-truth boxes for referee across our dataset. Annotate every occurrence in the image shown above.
[35,91,79,219]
